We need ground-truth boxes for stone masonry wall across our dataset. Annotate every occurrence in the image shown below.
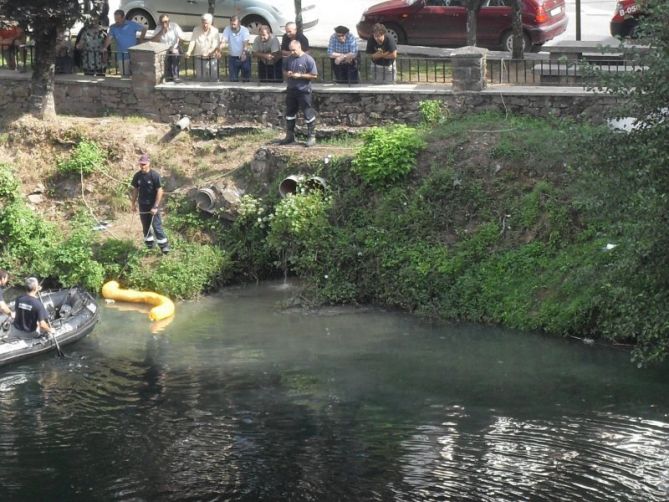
[0,40,619,127]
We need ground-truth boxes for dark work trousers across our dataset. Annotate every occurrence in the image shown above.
[165,48,180,80]
[139,205,169,251]
[258,60,283,82]
[331,60,359,84]
[285,88,316,123]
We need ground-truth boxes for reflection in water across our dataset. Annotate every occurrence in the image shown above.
[0,281,668,500]
[105,302,175,333]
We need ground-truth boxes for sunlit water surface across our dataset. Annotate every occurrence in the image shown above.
[1,282,668,501]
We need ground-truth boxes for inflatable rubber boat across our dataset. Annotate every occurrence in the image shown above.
[0,287,99,367]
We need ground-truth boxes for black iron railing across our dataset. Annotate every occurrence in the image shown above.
[485,57,646,86]
[0,46,645,88]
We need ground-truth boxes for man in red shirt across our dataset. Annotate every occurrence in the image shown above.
[0,22,25,70]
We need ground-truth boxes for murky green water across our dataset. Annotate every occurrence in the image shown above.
[1,281,668,501]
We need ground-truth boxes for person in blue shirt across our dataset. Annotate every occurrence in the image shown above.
[102,9,146,76]
[280,40,318,147]
[327,25,359,83]
[219,16,251,82]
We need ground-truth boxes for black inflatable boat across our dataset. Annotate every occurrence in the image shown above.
[0,287,99,367]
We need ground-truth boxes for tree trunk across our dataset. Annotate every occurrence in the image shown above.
[294,0,303,32]
[466,8,477,46]
[208,0,215,15]
[30,20,59,120]
[512,0,524,59]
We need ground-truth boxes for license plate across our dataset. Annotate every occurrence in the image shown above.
[550,6,562,16]
[86,303,97,313]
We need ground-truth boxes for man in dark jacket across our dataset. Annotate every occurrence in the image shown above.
[11,277,53,338]
[280,40,318,147]
[131,153,170,254]
[281,22,309,58]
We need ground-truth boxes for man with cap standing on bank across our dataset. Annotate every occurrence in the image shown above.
[131,153,170,254]
[280,40,318,147]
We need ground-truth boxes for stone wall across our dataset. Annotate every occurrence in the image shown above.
[0,42,620,126]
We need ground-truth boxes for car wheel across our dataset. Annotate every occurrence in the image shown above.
[501,31,531,54]
[384,23,406,45]
[242,15,268,36]
[127,9,156,30]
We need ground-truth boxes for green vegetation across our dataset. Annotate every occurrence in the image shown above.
[352,125,425,186]
[419,99,447,125]
[57,140,106,176]
[0,165,230,299]
[200,106,666,366]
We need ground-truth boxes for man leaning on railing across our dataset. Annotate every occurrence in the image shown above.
[151,14,185,83]
[253,25,282,83]
[185,13,220,82]
[102,9,146,76]
[366,23,397,84]
[328,25,359,84]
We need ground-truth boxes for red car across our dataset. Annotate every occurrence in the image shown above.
[610,0,642,37]
[356,0,568,52]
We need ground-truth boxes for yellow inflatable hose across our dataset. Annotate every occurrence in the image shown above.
[101,281,175,321]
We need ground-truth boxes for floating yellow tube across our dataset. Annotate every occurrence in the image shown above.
[101,280,175,321]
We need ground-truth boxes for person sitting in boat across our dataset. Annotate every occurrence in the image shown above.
[10,277,54,339]
[0,269,14,319]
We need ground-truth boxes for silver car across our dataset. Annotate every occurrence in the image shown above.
[119,0,319,34]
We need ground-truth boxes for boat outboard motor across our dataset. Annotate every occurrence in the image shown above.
[59,304,73,320]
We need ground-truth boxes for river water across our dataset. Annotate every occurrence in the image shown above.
[1,281,668,501]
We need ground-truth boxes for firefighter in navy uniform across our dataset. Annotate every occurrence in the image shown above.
[130,153,170,254]
[10,277,54,339]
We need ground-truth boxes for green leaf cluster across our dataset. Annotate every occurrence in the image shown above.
[57,140,106,176]
[352,126,425,186]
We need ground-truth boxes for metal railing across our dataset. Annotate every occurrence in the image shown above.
[0,46,646,88]
[486,57,646,86]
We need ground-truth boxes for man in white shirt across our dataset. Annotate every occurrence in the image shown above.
[186,13,220,81]
[151,14,185,82]
[219,16,251,82]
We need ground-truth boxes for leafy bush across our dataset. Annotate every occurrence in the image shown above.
[419,99,447,125]
[165,197,221,242]
[94,238,141,283]
[57,140,106,176]
[126,239,231,299]
[267,192,332,277]
[0,163,19,200]
[48,215,105,291]
[352,126,425,186]
[222,195,276,280]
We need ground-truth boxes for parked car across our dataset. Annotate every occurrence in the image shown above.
[610,0,643,38]
[356,0,568,52]
[119,0,319,34]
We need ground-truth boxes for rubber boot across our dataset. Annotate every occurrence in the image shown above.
[305,121,316,147]
[279,120,296,145]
